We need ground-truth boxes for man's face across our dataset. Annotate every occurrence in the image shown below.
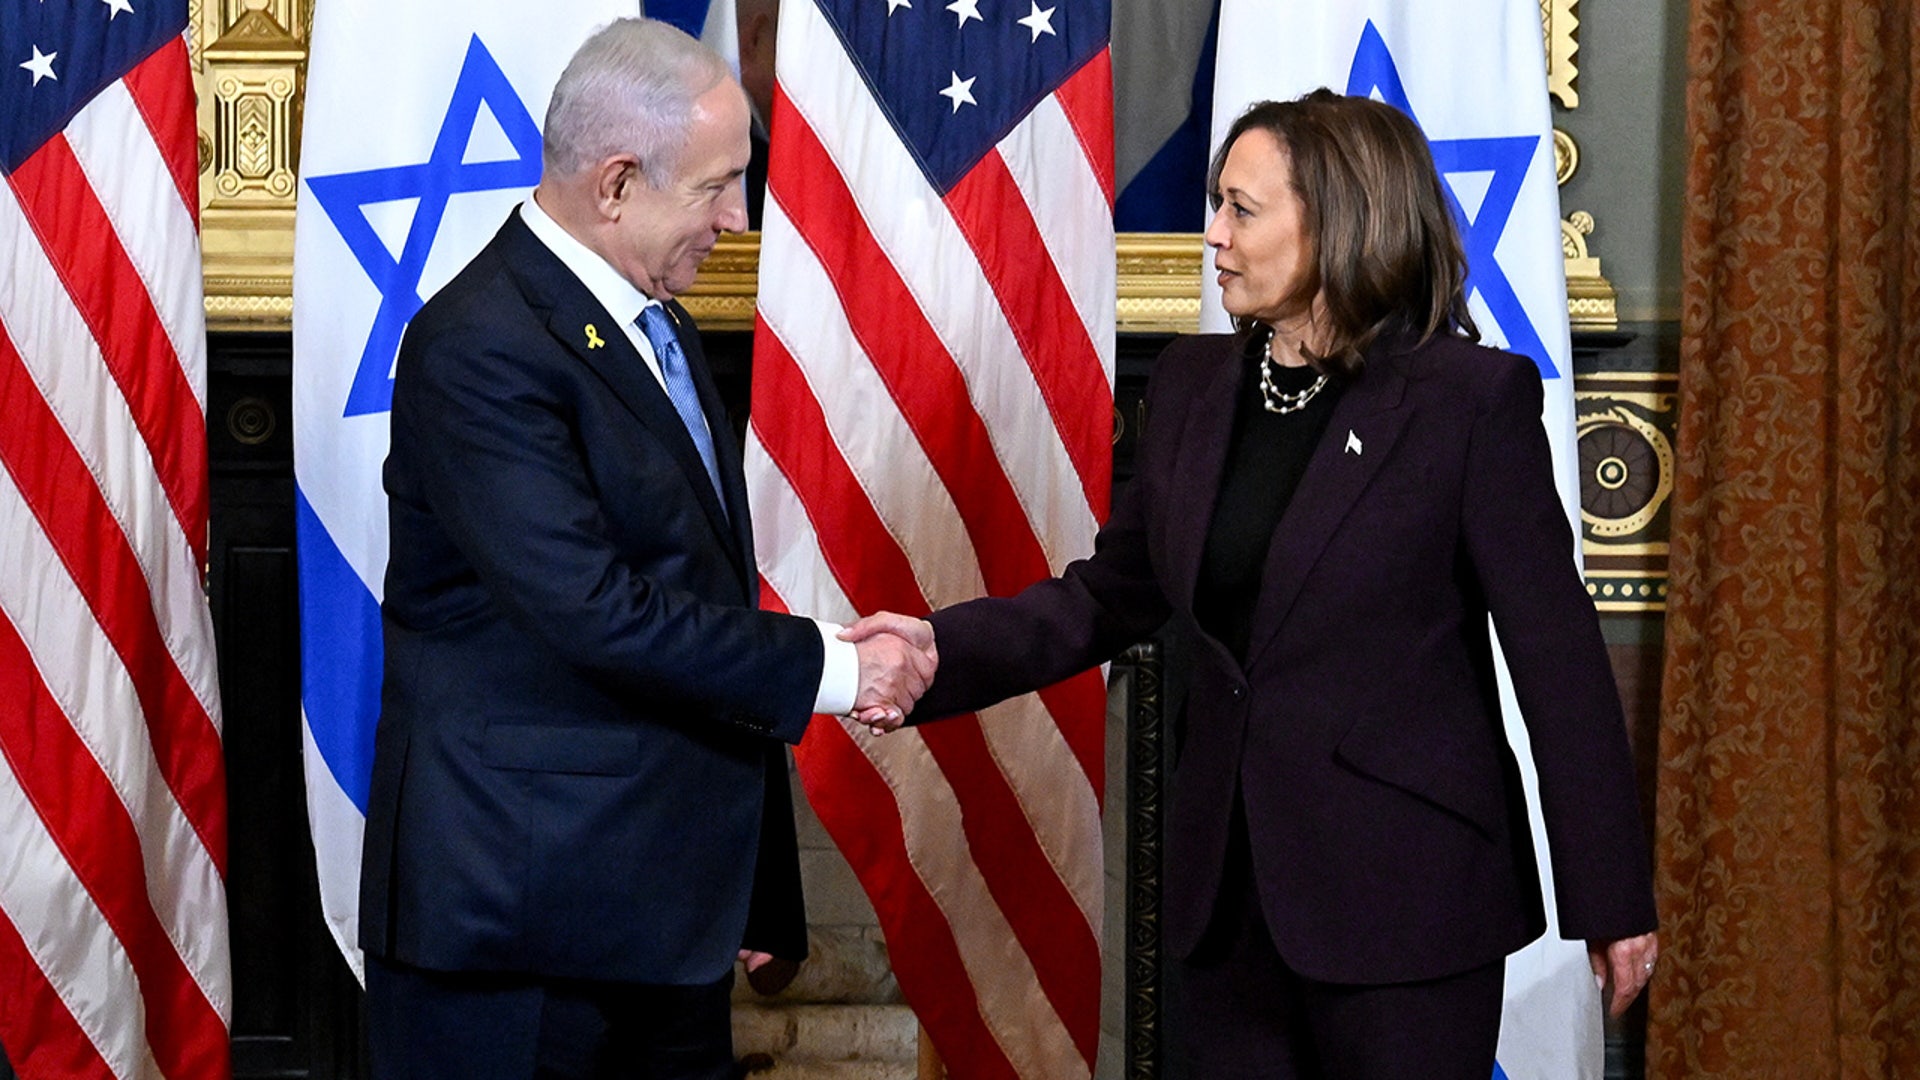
[610,80,751,299]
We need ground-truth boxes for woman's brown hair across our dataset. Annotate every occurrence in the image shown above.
[1208,89,1479,376]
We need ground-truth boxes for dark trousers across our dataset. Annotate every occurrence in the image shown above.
[1171,806,1507,1080]
[365,955,735,1080]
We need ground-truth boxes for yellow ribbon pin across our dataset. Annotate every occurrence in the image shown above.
[584,324,606,349]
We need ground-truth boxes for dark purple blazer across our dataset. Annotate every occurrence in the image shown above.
[917,331,1656,985]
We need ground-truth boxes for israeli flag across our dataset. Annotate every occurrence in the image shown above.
[1208,4,1598,1078]
[292,0,640,980]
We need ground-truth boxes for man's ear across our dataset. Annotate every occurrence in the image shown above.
[593,155,643,217]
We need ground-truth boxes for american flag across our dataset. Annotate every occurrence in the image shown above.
[0,1,230,1077]
[745,0,1114,1076]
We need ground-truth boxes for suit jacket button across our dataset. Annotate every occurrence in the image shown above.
[1231,687,1246,700]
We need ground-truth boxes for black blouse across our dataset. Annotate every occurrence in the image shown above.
[1193,340,1344,664]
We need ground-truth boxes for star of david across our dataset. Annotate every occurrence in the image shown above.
[1346,22,1559,380]
[305,36,543,417]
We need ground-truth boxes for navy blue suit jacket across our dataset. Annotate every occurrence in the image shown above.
[360,210,820,985]
[917,331,1657,985]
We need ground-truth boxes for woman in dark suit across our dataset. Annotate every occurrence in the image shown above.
[848,90,1658,1079]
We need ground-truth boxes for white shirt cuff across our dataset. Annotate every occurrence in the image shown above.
[812,620,859,716]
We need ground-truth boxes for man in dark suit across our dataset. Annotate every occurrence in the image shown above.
[360,19,931,1080]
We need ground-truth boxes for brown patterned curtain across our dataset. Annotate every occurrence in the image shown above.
[1653,0,1920,1076]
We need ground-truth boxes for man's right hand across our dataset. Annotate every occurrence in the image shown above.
[841,613,937,733]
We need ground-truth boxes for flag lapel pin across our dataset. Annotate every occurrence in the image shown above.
[1345,429,1363,456]
[584,324,606,349]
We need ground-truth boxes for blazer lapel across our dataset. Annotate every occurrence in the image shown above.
[663,300,755,594]
[1242,349,1411,667]
[499,216,740,560]
[1163,340,1247,614]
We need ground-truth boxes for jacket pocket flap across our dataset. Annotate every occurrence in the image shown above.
[480,723,641,776]
[1334,711,1504,838]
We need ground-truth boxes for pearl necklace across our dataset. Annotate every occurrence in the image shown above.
[1259,333,1328,415]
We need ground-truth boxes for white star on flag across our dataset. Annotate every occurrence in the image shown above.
[20,45,58,85]
[945,0,982,28]
[885,0,912,14]
[939,70,977,112]
[102,0,135,18]
[1017,2,1056,42]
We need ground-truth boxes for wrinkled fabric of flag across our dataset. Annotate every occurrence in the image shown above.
[0,1,230,1076]
[747,0,1116,1076]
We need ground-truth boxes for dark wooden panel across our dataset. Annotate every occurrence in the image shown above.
[207,333,366,1080]
[1117,643,1167,1080]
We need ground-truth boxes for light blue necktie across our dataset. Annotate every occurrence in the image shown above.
[637,304,727,516]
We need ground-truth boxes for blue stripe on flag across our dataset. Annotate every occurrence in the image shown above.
[296,487,382,814]
[304,35,545,419]
[644,0,711,38]
[1345,21,1557,380]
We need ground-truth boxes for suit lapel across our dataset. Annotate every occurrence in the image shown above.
[663,300,756,595]
[1241,349,1411,667]
[499,216,743,568]
[1164,340,1247,614]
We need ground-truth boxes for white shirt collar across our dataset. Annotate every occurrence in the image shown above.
[518,194,659,329]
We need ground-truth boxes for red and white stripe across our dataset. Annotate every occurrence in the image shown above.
[747,2,1114,1076]
[0,31,230,1080]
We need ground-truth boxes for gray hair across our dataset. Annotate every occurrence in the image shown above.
[542,18,730,186]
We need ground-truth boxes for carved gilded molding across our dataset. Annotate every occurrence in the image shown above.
[1545,0,1580,109]
[1575,373,1679,611]
[675,236,763,333]
[1117,233,1204,335]
[1546,0,1620,331]
[196,0,308,331]
[1558,128,1619,331]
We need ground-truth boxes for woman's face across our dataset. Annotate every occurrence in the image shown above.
[1205,129,1317,328]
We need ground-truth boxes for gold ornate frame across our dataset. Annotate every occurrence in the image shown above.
[194,0,1609,335]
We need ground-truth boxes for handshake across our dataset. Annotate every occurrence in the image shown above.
[837,612,936,736]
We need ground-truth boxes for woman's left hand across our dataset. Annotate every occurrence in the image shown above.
[1588,932,1659,1017]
